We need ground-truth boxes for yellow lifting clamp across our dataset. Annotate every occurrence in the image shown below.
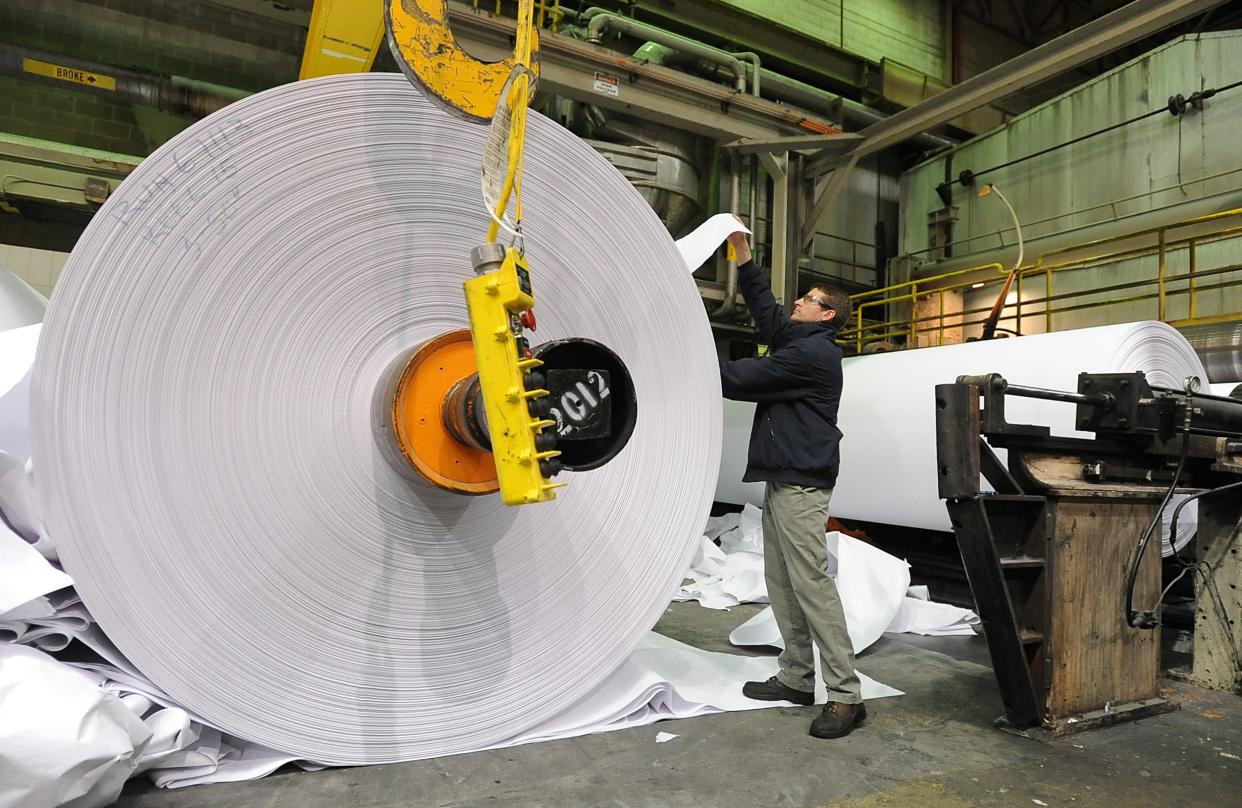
[464,243,563,505]
[386,0,561,505]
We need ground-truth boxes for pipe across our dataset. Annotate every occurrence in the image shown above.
[730,51,762,97]
[578,7,954,152]
[632,41,676,65]
[712,151,743,318]
[0,44,248,119]
[756,67,954,151]
[689,60,955,152]
[748,154,759,263]
[585,11,748,93]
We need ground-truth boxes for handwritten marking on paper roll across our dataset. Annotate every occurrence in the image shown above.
[105,119,252,255]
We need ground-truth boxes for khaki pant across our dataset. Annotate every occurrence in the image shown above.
[762,481,862,704]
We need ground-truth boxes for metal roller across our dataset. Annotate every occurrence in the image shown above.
[1178,321,1242,383]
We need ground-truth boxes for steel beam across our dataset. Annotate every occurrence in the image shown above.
[0,133,139,211]
[761,152,790,308]
[800,0,1228,250]
[725,132,862,156]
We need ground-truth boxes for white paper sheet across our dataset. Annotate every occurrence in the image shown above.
[0,645,151,808]
[682,526,912,653]
[674,213,751,272]
[0,269,46,333]
[0,596,54,622]
[0,630,900,797]
[0,452,48,554]
[499,631,901,754]
[886,595,979,636]
[0,324,39,463]
[0,518,70,614]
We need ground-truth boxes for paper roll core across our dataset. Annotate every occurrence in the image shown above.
[389,329,500,494]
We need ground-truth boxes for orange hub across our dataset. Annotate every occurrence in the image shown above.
[391,329,499,494]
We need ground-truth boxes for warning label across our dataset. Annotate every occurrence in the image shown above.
[592,71,619,97]
[22,58,117,91]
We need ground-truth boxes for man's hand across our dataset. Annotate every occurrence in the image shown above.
[727,222,752,266]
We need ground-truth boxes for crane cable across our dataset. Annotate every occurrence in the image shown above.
[485,0,536,244]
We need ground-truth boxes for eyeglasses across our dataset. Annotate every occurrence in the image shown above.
[801,292,833,309]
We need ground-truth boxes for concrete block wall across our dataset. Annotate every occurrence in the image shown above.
[0,244,70,298]
[0,75,151,155]
[0,0,305,155]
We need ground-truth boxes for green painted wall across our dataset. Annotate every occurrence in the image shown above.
[714,0,946,81]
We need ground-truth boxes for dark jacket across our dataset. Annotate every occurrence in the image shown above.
[719,261,844,489]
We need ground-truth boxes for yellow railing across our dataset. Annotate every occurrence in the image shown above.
[840,208,1242,353]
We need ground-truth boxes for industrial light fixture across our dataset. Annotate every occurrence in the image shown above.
[970,282,985,289]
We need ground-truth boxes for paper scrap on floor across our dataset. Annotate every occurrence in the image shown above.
[677,504,979,639]
[0,630,903,802]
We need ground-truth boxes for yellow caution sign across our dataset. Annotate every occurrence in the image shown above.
[22,58,117,91]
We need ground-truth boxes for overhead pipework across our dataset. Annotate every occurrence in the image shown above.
[583,10,750,94]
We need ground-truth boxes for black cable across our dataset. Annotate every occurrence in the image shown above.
[1167,485,1242,673]
[1124,424,1191,628]
[1134,478,1242,632]
[943,78,1242,192]
[1167,479,1242,567]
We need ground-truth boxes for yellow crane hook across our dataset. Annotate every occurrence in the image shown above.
[385,0,541,122]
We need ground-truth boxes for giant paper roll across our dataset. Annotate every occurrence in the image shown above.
[31,75,721,764]
[718,323,1207,536]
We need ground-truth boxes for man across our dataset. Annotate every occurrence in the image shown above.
[719,228,864,739]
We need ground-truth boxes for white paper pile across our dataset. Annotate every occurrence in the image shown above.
[675,504,767,608]
[887,586,979,637]
[0,646,150,808]
[0,268,45,333]
[676,505,980,640]
[718,531,910,654]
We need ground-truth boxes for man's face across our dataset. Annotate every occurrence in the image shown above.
[790,289,837,324]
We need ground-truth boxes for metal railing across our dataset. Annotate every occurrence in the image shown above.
[840,208,1242,353]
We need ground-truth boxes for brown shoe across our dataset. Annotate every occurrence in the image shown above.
[809,701,867,738]
[742,676,814,706]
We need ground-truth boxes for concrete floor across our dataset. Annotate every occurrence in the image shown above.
[115,602,1242,808]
